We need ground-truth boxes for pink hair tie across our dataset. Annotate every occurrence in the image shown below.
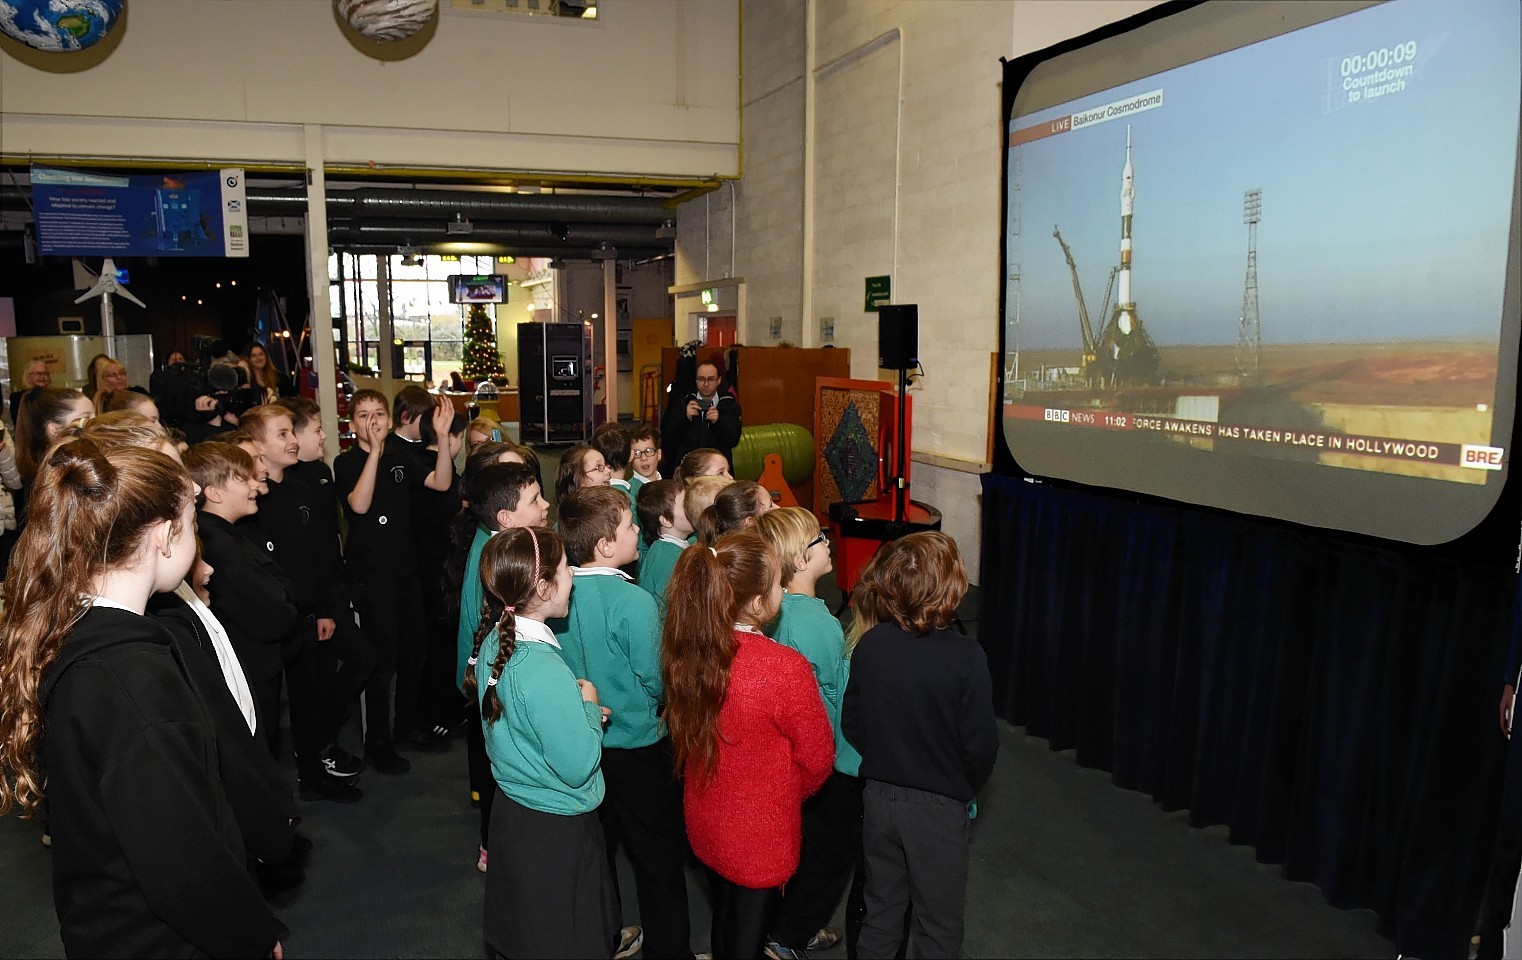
[487,676,498,687]
[467,655,478,666]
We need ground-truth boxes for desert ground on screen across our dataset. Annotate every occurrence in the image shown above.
[1013,340,1500,482]
[1015,340,1499,408]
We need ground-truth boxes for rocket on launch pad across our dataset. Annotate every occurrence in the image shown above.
[1098,125,1159,384]
[1118,126,1135,335]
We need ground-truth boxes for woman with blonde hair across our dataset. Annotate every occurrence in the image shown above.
[86,356,132,413]
[0,439,284,957]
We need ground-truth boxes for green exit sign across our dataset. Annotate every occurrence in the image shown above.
[865,275,891,312]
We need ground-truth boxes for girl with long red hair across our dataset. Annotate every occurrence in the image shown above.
[661,531,834,959]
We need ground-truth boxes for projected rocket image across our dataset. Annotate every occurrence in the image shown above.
[999,0,1520,542]
[1065,127,1161,387]
[1004,0,1515,483]
[1014,119,1502,483]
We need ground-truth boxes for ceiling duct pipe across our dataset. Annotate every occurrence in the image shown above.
[333,243,663,260]
[244,186,669,224]
[327,218,668,247]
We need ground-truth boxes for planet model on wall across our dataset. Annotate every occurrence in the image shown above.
[0,0,122,52]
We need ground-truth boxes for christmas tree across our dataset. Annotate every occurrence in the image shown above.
[461,302,507,384]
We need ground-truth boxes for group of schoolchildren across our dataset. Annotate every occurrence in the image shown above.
[454,420,1000,960]
[0,377,999,960]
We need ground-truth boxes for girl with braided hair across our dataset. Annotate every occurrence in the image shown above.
[464,527,639,959]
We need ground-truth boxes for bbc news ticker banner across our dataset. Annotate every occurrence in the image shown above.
[1004,403,1506,471]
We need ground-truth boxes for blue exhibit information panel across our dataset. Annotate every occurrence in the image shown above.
[32,166,249,258]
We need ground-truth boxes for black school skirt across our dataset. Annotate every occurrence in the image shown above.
[484,787,619,958]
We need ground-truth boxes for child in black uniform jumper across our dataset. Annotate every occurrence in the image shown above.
[243,404,373,800]
[278,393,376,777]
[415,405,470,746]
[0,440,285,958]
[843,532,998,960]
[334,388,455,773]
[184,441,302,762]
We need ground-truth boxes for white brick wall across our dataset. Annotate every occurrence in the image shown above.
[677,0,1161,582]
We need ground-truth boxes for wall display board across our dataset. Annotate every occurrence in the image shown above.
[31,166,249,258]
[997,0,1521,545]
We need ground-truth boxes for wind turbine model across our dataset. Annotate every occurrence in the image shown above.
[74,258,145,355]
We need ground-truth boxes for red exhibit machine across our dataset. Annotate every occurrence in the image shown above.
[816,304,942,600]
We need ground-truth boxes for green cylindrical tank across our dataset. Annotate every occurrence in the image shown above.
[732,423,815,485]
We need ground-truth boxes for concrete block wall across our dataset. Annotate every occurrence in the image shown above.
[676,0,806,346]
[676,0,1160,583]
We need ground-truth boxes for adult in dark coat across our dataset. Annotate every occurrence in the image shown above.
[660,357,743,471]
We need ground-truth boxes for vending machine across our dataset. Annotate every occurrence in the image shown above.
[517,322,593,444]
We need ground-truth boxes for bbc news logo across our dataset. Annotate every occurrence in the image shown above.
[1461,444,1505,470]
[1044,408,1070,423]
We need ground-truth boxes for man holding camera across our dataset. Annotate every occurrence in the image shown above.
[662,359,742,469]
[153,343,262,443]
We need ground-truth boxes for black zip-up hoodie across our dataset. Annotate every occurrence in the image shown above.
[38,605,284,958]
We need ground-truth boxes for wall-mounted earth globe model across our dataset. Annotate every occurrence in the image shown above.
[0,0,122,52]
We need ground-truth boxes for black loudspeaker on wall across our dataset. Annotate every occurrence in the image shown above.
[878,303,919,370]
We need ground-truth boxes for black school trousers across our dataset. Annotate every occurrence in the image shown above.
[858,780,970,960]
[772,770,857,949]
[349,566,427,749]
[303,610,376,749]
[600,739,691,959]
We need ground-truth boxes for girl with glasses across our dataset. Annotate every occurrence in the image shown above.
[553,443,613,506]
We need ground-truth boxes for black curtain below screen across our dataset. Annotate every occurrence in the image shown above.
[978,472,1512,956]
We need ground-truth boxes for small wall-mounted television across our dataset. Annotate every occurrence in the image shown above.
[449,275,507,304]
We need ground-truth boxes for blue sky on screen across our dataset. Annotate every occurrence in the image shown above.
[1006,0,1520,349]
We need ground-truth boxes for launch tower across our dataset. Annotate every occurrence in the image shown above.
[1237,188,1263,384]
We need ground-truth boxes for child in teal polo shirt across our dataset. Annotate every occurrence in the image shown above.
[556,485,691,960]
[453,461,548,873]
[466,526,635,960]
[755,506,859,959]
[627,422,662,500]
[635,479,691,618]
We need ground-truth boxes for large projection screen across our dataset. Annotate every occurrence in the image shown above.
[998,0,1522,545]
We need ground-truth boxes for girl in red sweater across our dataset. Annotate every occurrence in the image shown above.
[662,531,835,959]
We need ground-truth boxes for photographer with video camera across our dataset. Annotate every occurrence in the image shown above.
[152,339,264,445]
[661,358,742,473]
